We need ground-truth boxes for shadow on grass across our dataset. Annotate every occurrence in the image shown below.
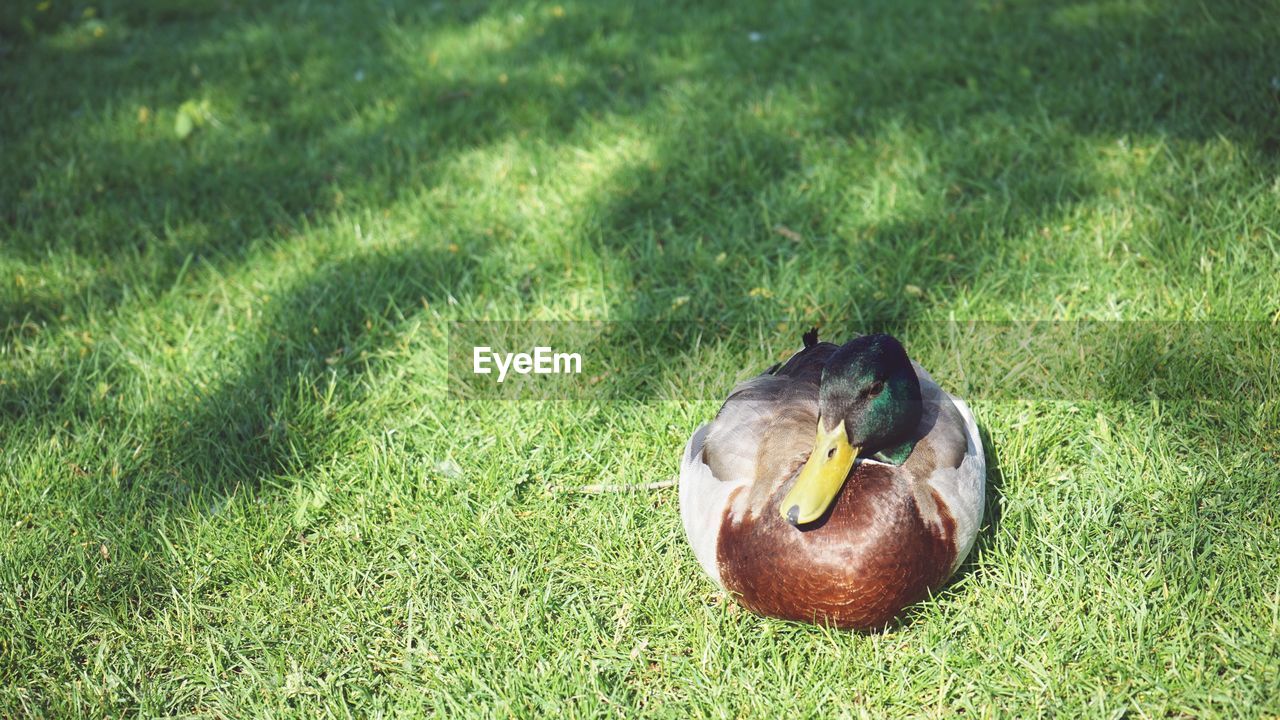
[1,0,673,327]
[156,240,485,503]
[4,0,1277,315]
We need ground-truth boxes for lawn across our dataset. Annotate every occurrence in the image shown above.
[2,0,1279,716]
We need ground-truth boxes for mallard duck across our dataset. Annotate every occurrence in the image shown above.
[679,330,985,629]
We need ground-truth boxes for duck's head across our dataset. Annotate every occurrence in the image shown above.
[781,333,923,526]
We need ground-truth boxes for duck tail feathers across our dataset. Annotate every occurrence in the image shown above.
[802,327,819,348]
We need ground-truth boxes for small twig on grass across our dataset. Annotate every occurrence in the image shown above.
[551,479,676,494]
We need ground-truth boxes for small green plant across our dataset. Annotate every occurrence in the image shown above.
[173,98,212,140]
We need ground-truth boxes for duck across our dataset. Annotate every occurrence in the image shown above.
[679,329,985,629]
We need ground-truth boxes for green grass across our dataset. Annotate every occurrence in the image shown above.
[3,0,1280,716]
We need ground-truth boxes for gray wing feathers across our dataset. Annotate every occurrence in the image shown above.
[912,365,986,571]
[704,374,818,489]
[678,424,746,586]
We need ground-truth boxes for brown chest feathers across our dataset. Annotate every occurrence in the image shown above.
[716,463,957,630]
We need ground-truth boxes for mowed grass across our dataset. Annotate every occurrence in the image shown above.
[2,0,1280,716]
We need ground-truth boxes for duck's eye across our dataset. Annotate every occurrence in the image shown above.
[866,380,884,396]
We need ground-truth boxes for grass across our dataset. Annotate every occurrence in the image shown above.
[2,0,1279,716]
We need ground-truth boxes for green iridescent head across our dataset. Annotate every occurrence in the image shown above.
[781,333,922,526]
[818,333,923,460]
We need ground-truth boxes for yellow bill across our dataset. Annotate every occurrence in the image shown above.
[780,418,858,525]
